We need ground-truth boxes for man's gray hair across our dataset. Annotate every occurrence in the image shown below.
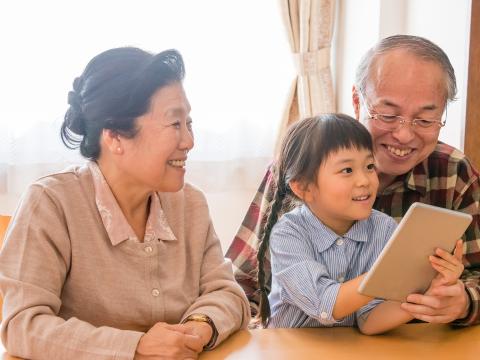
[355,35,457,103]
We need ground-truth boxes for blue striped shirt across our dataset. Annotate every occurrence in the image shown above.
[268,205,397,328]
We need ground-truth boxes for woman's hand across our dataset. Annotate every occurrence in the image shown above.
[135,322,204,360]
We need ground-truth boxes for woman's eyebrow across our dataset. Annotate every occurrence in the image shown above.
[165,107,187,116]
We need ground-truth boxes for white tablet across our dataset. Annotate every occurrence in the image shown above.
[358,202,472,302]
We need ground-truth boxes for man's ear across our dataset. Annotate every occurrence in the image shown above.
[289,180,313,203]
[352,85,361,120]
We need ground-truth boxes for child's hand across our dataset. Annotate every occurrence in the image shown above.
[428,239,464,288]
[403,240,468,323]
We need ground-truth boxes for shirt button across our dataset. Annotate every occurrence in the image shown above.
[320,312,328,319]
[144,246,153,253]
[338,276,345,283]
[151,288,160,297]
[336,238,344,246]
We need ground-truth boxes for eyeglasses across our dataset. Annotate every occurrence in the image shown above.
[359,92,446,134]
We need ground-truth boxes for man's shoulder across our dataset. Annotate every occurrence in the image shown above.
[430,142,470,164]
[427,142,479,177]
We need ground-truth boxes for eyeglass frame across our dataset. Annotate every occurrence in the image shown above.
[358,91,447,133]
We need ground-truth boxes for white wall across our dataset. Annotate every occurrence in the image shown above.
[205,190,259,252]
[405,0,471,149]
[335,0,471,150]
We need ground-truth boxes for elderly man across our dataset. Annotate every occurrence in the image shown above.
[226,35,480,326]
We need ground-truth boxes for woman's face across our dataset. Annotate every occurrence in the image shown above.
[120,82,194,193]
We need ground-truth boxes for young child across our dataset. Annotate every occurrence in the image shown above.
[257,114,464,334]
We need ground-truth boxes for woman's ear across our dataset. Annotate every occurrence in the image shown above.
[101,129,123,155]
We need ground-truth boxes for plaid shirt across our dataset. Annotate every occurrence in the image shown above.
[225,142,480,325]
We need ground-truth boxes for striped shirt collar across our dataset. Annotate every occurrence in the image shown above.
[300,204,370,253]
[88,161,176,246]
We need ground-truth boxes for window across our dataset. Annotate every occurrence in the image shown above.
[0,0,294,213]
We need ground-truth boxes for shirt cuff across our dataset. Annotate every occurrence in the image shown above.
[357,298,384,321]
[317,283,342,325]
[451,285,479,326]
[113,330,144,360]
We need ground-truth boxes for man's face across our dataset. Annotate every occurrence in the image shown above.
[353,49,447,179]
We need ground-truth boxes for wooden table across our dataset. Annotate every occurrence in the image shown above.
[199,323,479,360]
[2,323,478,359]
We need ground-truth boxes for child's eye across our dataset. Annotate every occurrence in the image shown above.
[341,167,353,174]
[366,163,376,171]
[171,121,181,129]
[186,119,193,131]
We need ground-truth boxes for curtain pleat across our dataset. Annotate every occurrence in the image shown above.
[276,0,336,152]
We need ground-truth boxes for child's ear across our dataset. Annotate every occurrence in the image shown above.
[289,180,312,202]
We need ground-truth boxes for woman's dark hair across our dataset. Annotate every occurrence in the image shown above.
[257,113,373,327]
[61,47,185,159]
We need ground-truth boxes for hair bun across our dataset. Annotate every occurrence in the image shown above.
[67,90,82,109]
[73,76,84,92]
[65,90,86,135]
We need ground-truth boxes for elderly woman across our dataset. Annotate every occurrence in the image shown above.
[0,47,249,359]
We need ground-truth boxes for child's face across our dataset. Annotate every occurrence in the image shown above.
[305,147,379,235]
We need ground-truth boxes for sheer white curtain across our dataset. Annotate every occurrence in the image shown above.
[276,0,336,149]
[0,1,294,227]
